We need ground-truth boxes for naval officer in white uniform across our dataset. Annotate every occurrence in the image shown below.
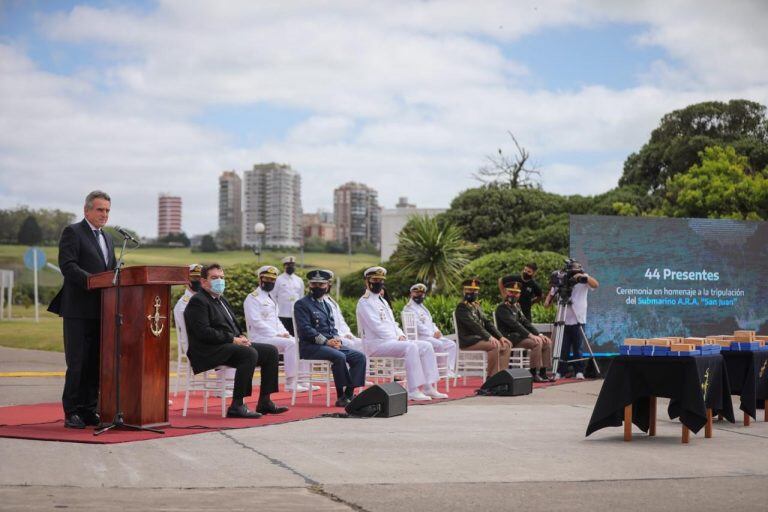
[322,271,363,351]
[243,265,306,392]
[355,266,448,401]
[402,283,458,374]
[274,256,304,336]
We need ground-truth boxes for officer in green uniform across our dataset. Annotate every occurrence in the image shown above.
[454,278,512,377]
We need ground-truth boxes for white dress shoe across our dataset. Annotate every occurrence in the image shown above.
[575,372,585,380]
[286,383,309,392]
[408,390,432,401]
[424,388,449,399]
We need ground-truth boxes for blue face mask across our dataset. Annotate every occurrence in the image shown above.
[210,278,226,295]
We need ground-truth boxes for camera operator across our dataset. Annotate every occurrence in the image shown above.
[497,262,543,322]
[544,260,599,379]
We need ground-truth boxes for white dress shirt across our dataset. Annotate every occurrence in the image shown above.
[274,273,305,318]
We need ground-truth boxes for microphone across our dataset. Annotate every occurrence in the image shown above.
[115,226,139,244]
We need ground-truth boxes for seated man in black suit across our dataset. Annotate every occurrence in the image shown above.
[184,263,288,418]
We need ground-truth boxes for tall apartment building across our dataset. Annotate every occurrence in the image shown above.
[157,194,182,238]
[380,197,446,261]
[302,211,336,242]
[242,163,303,248]
[218,170,242,246]
[333,182,381,249]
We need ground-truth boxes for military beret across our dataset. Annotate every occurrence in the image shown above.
[258,265,279,279]
[281,256,296,264]
[504,280,522,293]
[188,263,202,279]
[461,278,480,290]
[307,269,332,283]
[501,275,522,288]
[364,266,387,279]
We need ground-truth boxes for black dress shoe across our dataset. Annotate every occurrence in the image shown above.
[226,405,262,419]
[334,397,351,408]
[256,401,289,415]
[64,414,86,429]
[81,411,101,426]
[532,374,546,383]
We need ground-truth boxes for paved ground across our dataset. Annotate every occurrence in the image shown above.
[0,346,767,511]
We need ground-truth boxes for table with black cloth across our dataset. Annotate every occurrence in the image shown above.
[721,350,768,425]
[586,355,735,443]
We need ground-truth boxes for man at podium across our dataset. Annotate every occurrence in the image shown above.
[48,190,117,429]
[184,263,288,418]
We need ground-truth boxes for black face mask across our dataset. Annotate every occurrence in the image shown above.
[522,272,533,281]
[507,295,519,304]
[261,281,275,292]
[369,282,384,294]
[190,281,202,292]
[464,293,477,303]
[412,296,424,304]
[285,265,295,275]
[310,287,326,299]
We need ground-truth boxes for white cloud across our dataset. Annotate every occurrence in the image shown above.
[1,1,767,237]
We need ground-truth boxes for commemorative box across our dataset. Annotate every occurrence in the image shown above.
[730,342,760,351]
[642,345,670,356]
[734,330,756,342]
[623,338,647,346]
[667,350,701,357]
[670,343,696,352]
[648,338,672,347]
[684,337,709,346]
[619,346,644,356]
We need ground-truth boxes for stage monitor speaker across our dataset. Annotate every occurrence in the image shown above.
[481,369,533,396]
[345,382,408,418]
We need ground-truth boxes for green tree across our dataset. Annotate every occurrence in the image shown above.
[17,216,43,245]
[200,234,219,252]
[619,100,768,192]
[660,145,768,220]
[390,215,471,292]
[158,232,191,247]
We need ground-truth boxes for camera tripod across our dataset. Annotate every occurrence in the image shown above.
[550,297,600,377]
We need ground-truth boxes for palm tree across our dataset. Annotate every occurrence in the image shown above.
[391,215,471,292]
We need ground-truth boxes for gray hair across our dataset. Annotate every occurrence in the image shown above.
[84,190,111,210]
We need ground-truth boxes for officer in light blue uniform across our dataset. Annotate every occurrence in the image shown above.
[294,269,367,407]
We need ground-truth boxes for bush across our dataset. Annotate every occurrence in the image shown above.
[13,284,59,306]
[461,249,567,303]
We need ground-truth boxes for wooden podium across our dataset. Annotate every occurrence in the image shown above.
[88,266,188,428]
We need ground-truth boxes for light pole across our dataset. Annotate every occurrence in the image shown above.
[253,222,266,263]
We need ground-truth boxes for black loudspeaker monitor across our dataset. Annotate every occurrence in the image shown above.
[345,382,408,417]
[481,369,533,396]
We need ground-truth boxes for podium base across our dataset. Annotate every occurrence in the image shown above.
[94,413,165,436]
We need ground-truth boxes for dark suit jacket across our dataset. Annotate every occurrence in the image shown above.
[184,290,243,374]
[495,301,539,345]
[294,295,338,345]
[455,301,502,349]
[48,219,117,319]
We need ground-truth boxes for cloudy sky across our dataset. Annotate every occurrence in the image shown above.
[1,0,767,237]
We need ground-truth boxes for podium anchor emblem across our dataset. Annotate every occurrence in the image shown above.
[147,296,166,337]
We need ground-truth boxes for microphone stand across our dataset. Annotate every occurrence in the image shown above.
[95,233,164,435]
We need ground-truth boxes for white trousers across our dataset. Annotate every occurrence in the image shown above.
[366,339,438,393]
[421,336,458,374]
[250,335,298,380]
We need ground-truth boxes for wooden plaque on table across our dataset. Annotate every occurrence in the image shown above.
[88,266,188,428]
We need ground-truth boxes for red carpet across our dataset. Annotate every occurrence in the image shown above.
[0,378,578,444]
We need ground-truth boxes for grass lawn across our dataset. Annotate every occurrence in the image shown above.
[0,245,378,354]
[0,305,180,359]
[0,244,379,289]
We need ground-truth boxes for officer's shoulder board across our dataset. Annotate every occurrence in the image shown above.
[182,295,190,303]
[249,290,260,298]
[362,290,371,299]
